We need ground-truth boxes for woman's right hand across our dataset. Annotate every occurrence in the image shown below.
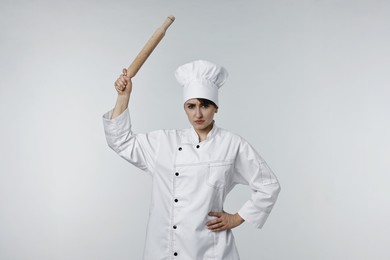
[114,68,132,96]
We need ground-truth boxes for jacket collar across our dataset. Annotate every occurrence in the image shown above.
[190,120,218,144]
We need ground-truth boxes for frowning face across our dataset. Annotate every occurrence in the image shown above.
[184,98,218,133]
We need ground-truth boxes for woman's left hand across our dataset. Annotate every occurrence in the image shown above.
[207,211,245,232]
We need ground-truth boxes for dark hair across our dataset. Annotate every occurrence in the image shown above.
[197,98,218,109]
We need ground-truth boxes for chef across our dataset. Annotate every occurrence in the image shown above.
[103,60,281,260]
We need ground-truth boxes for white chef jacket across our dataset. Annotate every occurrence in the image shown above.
[103,108,280,260]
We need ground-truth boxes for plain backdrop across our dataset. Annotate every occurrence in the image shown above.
[1,0,389,259]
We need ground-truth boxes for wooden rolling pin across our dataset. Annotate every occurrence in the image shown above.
[127,15,175,78]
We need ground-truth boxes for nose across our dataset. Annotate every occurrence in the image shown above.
[195,107,203,118]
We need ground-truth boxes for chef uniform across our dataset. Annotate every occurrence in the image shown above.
[103,60,281,260]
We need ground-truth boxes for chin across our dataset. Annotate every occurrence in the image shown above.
[193,125,204,130]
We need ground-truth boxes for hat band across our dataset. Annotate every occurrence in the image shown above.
[183,79,219,106]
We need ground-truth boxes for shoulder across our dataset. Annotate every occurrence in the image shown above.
[217,127,247,143]
[216,127,258,155]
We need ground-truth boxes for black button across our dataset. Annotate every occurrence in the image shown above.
[178,147,182,151]
[174,199,178,203]
[196,145,200,149]
[174,252,178,256]
[173,225,177,229]
[175,172,179,176]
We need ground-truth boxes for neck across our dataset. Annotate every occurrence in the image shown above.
[195,121,214,142]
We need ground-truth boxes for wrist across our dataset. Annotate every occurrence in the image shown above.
[234,213,245,224]
[116,94,130,106]
[118,93,131,100]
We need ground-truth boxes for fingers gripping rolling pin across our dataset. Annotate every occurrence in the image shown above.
[127,15,175,78]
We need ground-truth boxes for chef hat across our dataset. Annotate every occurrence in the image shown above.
[175,60,228,106]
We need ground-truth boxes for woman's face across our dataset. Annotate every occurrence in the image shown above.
[184,98,218,132]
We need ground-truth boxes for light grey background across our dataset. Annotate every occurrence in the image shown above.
[1,0,389,259]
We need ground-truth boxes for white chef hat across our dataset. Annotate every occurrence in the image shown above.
[175,60,228,106]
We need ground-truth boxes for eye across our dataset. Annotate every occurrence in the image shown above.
[201,104,210,109]
[187,104,195,109]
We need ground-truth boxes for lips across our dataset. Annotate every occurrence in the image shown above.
[195,120,205,125]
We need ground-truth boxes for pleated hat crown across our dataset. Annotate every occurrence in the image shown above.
[175,60,228,106]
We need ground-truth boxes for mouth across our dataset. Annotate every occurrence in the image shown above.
[195,120,205,125]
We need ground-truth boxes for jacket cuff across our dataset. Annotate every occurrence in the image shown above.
[102,108,131,136]
[238,202,270,229]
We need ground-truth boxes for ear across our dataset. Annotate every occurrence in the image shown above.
[215,108,218,113]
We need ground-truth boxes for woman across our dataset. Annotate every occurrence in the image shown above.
[103,60,281,260]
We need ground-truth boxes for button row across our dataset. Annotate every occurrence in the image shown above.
[178,145,200,151]
[173,168,183,257]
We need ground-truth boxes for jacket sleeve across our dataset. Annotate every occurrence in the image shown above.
[233,138,281,229]
[102,108,162,174]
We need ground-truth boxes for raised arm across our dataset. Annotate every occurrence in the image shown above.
[112,68,132,119]
[103,68,162,174]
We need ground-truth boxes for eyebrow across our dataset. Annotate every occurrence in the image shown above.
[185,103,209,107]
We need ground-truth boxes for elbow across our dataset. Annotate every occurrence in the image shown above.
[266,181,281,202]
[105,136,118,152]
[272,182,281,201]
[106,137,127,155]
[107,141,118,153]
[275,181,281,195]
